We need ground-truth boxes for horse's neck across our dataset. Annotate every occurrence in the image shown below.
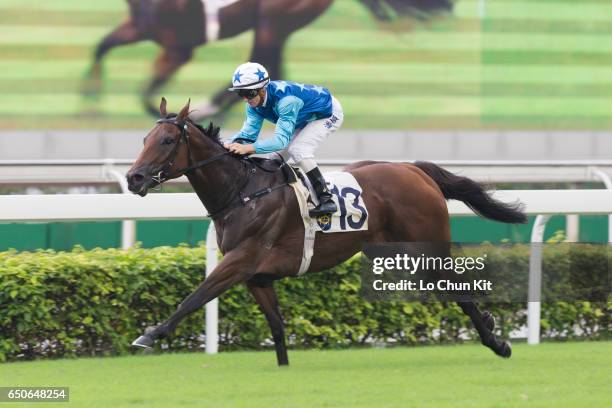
[186,147,248,215]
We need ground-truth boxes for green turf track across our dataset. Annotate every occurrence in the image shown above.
[0,0,611,129]
[2,342,611,407]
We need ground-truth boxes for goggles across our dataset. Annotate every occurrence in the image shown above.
[237,88,260,100]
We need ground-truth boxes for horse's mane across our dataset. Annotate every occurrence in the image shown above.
[164,113,223,147]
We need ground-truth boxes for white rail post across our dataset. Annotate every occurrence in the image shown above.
[528,214,550,345]
[590,167,612,243]
[103,160,136,249]
[565,183,579,242]
[565,214,579,242]
[205,221,219,354]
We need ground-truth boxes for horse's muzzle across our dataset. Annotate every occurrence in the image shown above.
[126,170,150,196]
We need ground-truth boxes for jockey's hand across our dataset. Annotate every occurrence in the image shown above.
[224,142,255,155]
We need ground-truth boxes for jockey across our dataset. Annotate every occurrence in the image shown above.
[224,62,343,217]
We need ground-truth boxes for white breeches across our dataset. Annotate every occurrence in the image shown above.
[273,97,344,172]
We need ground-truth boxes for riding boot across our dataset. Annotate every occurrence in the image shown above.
[306,167,337,217]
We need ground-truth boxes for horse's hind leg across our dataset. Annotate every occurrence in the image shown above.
[142,46,193,116]
[457,301,512,358]
[247,280,289,366]
[82,20,143,97]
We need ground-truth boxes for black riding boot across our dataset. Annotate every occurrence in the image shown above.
[306,167,337,217]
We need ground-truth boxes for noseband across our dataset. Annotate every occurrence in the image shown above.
[152,117,228,185]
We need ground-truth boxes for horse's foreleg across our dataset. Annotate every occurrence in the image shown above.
[82,20,142,97]
[142,47,193,116]
[132,249,254,348]
[247,281,289,366]
[457,301,512,358]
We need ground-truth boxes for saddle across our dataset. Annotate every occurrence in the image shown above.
[233,137,298,184]
[247,156,297,184]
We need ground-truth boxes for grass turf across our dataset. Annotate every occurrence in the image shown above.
[2,342,611,407]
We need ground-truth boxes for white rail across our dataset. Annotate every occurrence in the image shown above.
[1,190,610,222]
[2,160,612,184]
[1,189,611,350]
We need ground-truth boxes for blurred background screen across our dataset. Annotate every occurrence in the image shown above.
[1,0,609,130]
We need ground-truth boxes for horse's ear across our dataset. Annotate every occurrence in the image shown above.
[178,98,191,121]
[159,97,167,117]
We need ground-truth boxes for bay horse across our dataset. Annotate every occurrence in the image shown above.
[126,99,526,365]
[83,0,453,119]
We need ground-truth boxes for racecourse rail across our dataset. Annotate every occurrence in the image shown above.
[1,189,611,350]
[2,159,612,184]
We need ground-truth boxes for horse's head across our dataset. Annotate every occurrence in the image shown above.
[126,98,223,196]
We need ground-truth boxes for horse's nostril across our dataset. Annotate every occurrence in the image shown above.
[130,173,144,184]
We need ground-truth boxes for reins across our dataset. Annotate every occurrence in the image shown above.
[151,118,292,219]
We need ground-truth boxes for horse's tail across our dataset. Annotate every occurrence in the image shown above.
[414,161,527,224]
[360,0,454,21]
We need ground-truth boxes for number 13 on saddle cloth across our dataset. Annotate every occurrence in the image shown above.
[291,171,369,274]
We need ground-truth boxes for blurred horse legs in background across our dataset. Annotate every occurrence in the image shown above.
[82,19,145,98]
[191,0,334,122]
[143,47,195,116]
[191,29,291,122]
[83,0,453,119]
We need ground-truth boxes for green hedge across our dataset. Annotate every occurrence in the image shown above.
[0,245,609,361]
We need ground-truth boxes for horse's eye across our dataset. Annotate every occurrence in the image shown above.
[162,136,175,145]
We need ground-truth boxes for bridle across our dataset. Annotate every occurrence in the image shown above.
[148,117,292,219]
[151,117,229,185]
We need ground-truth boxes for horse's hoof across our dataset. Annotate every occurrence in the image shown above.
[131,334,154,349]
[498,341,512,358]
[482,311,495,331]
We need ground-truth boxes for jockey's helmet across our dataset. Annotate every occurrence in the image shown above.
[228,62,270,91]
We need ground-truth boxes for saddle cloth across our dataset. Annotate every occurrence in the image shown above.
[290,170,369,275]
[300,171,369,233]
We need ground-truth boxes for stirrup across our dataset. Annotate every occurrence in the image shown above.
[309,201,337,217]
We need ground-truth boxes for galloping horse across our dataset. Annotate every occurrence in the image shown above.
[83,0,453,119]
[126,99,526,366]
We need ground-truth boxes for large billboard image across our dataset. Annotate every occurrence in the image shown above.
[2,0,609,130]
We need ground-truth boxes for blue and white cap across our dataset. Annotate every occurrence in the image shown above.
[228,62,270,91]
